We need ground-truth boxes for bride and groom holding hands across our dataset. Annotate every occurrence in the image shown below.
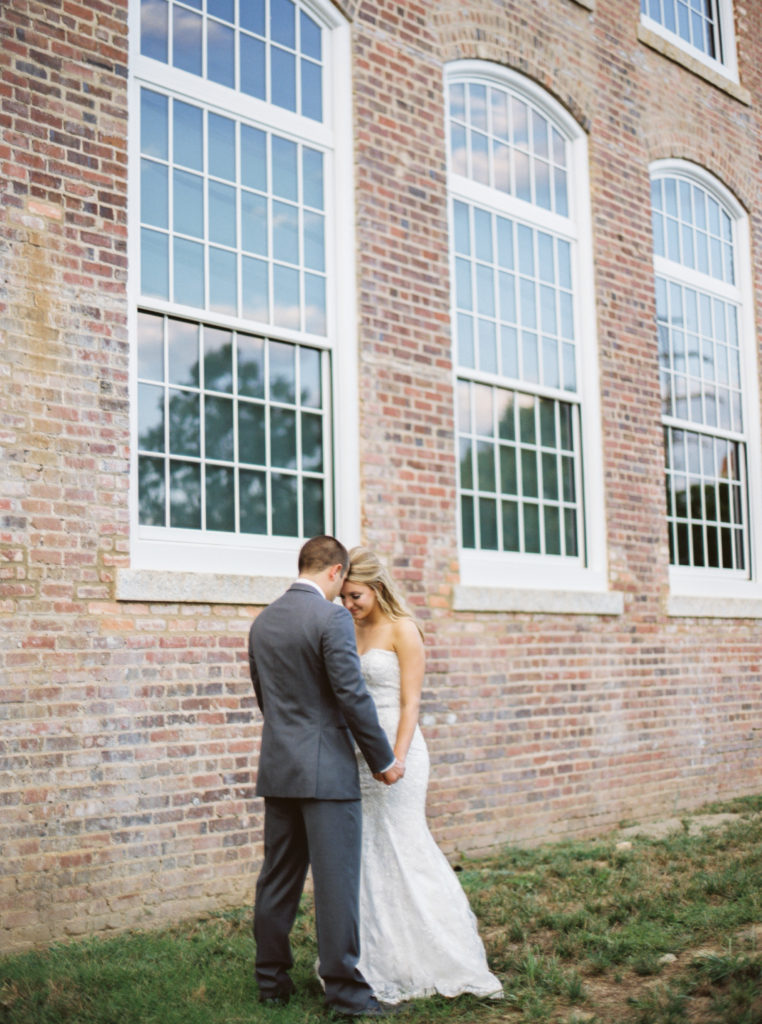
[248,535,502,1016]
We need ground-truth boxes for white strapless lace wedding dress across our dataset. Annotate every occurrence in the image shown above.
[355,649,503,1004]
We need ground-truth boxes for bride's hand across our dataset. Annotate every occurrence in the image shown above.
[378,758,405,785]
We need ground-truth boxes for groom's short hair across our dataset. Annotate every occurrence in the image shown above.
[298,535,349,576]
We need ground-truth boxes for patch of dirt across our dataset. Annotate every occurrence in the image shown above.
[617,813,744,840]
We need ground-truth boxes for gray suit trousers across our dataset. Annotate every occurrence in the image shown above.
[254,795,374,1013]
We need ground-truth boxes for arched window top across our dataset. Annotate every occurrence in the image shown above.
[140,0,327,123]
[651,167,736,285]
[446,64,579,217]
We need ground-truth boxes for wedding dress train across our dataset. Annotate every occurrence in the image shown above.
[355,648,503,1004]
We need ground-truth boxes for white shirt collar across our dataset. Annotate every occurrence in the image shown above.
[296,577,326,599]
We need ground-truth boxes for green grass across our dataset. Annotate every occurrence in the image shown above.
[2,795,761,1024]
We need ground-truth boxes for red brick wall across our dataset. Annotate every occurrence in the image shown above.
[2,0,762,951]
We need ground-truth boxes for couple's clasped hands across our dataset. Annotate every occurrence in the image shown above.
[373,757,405,786]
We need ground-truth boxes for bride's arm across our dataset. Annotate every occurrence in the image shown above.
[392,618,425,764]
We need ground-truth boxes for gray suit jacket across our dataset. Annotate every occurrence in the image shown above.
[248,582,395,799]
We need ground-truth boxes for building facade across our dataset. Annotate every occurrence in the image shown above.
[2,0,762,951]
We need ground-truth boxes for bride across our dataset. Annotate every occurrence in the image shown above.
[339,547,503,1005]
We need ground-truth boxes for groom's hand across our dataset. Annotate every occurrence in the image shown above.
[376,758,405,785]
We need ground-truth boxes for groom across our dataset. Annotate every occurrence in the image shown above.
[248,535,404,1016]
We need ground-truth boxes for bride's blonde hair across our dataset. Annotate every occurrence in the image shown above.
[347,547,423,638]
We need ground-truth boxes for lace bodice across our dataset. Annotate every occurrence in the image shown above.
[359,649,424,752]
[360,648,401,716]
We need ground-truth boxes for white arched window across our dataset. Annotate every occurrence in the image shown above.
[447,62,608,601]
[128,0,357,577]
[651,162,762,599]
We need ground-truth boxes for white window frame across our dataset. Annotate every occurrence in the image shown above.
[446,61,611,607]
[640,0,739,83]
[125,0,359,580]
[652,160,762,606]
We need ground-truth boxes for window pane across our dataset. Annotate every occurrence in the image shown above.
[168,319,199,386]
[170,460,201,528]
[141,0,168,61]
[303,476,324,536]
[500,445,517,494]
[209,181,236,246]
[301,59,322,121]
[461,495,475,548]
[139,456,166,525]
[300,348,322,407]
[272,137,298,200]
[273,201,299,263]
[173,238,204,306]
[304,273,326,335]
[141,89,168,159]
[524,504,541,553]
[169,390,200,457]
[272,473,298,535]
[302,412,323,471]
[270,340,296,402]
[205,395,234,461]
[301,10,321,59]
[141,159,168,228]
[460,438,473,490]
[173,169,203,237]
[303,148,324,209]
[301,212,323,272]
[502,499,519,550]
[207,21,234,87]
[479,498,498,549]
[238,401,266,465]
[209,248,237,314]
[242,257,269,322]
[173,101,202,171]
[242,126,267,190]
[138,383,165,451]
[271,47,296,111]
[241,34,266,99]
[138,312,165,381]
[240,469,267,534]
[208,0,233,21]
[173,7,202,75]
[273,265,300,328]
[242,192,268,255]
[545,505,561,554]
[238,333,265,398]
[476,440,495,491]
[208,114,235,181]
[141,228,169,298]
[241,0,265,34]
[204,327,233,392]
[270,407,297,468]
[206,466,235,531]
[272,0,295,46]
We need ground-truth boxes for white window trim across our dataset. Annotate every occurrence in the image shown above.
[651,160,762,611]
[446,61,612,607]
[639,0,739,84]
[122,0,360,591]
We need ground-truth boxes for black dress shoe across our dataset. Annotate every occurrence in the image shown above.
[331,996,402,1018]
[259,990,292,1006]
